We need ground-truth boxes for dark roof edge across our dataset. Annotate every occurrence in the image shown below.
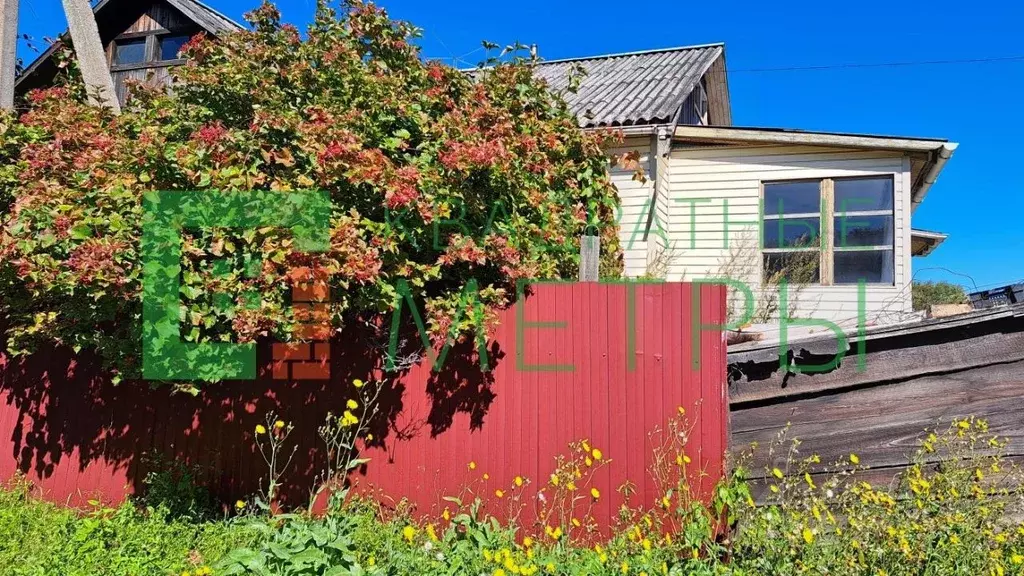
[534,42,725,66]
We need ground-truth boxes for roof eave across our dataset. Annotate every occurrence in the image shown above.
[911,229,948,257]
[673,125,957,211]
[672,125,952,152]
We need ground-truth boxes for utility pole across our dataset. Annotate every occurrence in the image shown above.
[0,0,18,110]
[61,0,120,113]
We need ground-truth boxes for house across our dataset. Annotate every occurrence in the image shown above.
[533,45,956,328]
[14,0,241,104]
[17,3,954,327]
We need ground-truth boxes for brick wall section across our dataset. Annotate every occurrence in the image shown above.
[271,281,331,380]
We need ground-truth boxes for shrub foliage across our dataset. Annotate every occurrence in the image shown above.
[0,1,623,379]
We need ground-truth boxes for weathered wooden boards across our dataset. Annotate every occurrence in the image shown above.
[728,306,1024,488]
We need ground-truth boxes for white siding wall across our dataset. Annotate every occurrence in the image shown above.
[609,137,655,277]
[665,145,916,328]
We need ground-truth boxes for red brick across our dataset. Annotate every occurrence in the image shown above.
[313,343,331,363]
[292,282,330,303]
[295,323,332,340]
[272,361,290,380]
[272,343,312,361]
[293,303,330,324]
[291,361,330,380]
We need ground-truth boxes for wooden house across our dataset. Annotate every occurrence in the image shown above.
[15,0,241,104]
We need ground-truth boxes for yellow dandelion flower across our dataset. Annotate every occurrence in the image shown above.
[546,563,555,573]
[585,457,593,467]
[426,523,438,542]
[552,527,563,540]
[366,433,373,441]
[571,518,581,527]
[402,525,416,543]
[772,467,784,479]
[523,537,534,547]
[493,570,506,576]
[442,508,451,521]
[495,489,505,498]
[255,424,266,435]
[675,454,684,466]
[620,561,629,574]
[549,474,559,486]
[515,476,524,487]
[483,473,490,480]
[661,495,671,509]
[642,538,652,551]
[802,527,815,544]
[346,399,359,410]
[274,420,285,429]
[235,499,245,510]
[592,448,603,461]
[591,487,601,499]
[353,378,365,388]
[469,461,477,470]
[566,481,576,491]
[850,453,860,465]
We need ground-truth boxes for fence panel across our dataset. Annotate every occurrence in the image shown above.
[0,282,726,527]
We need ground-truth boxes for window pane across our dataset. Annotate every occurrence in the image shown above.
[833,215,893,248]
[834,177,894,212]
[764,252,820,284]
[764,217,820,248]
[764,181,821,215]
[160,35,190,60]
[834,250,894,284]
[114,38,146,65]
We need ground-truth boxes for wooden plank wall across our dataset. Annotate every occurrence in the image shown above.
[728,308,1024,492]
[0,283,728,528]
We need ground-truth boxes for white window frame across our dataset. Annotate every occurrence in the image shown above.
[761,175,896,286]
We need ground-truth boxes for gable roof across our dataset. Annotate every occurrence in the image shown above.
[531,43,726,128]
[15,0,243,91]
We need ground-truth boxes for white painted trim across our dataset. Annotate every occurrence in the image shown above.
[673,125,955,153]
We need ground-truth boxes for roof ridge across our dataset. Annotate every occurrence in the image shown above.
[535,43,724,66]
[189,0,246,30]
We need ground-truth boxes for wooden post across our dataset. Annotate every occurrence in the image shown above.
[579,234,600,282]
[61,0,120,113]
[0,0,18,110]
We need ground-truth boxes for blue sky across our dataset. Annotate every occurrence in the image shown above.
[15,0,1024,291]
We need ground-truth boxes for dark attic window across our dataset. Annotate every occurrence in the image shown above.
[113,38,147,65]
[159,35,191,61]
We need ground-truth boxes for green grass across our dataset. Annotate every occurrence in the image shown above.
[0,479,256,576]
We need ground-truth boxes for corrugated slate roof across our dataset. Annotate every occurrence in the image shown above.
[532,44,724,128]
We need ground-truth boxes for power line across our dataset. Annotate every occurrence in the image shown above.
[708,55,1024,74]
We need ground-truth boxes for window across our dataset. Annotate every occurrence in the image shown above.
[762,176,895,285]
[833,177,894,284]
[159,35,190,61]
[113,38,147,65]
[763,181,822,283]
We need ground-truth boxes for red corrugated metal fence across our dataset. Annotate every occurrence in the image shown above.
[0,282,727,527]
